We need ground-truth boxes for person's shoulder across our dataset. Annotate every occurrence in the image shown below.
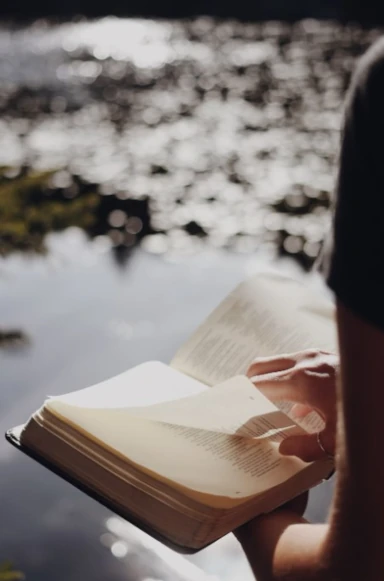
[353,37,384,96]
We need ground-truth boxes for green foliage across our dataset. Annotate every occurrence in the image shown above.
[0,562,24,581]
[0,166,100,257]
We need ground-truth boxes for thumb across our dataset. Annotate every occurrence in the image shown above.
[279,433,330,463]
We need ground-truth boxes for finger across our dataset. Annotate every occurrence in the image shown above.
[280,491,309,516]
[279,434,327,463]
[255,371,332,415]
[293,348,333,361]
[247,355,295,377]
[254,376,310,406]
[291,403,313,418]
[279,425,335,462]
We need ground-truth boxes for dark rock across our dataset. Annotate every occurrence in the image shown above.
[183,221,207,237]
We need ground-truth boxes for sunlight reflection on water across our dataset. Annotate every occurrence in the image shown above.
[2,16,379,267]
[63,18,181,67]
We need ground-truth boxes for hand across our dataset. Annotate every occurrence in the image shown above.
[280,490,309,516]
[247,349,338,463]
[234,491,310,553]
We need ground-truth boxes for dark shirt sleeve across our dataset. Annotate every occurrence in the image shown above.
[323,39,384,332]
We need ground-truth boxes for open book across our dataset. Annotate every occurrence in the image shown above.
[6,273,336,552]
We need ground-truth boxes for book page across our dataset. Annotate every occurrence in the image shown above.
[171,272,337,387]
[124,375,298,437]
[45,375,310,505]
[50,361,206,408]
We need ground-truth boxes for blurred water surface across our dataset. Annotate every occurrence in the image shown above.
[1,17,381,266]
[0,15,371,580]
[0,232,333,581]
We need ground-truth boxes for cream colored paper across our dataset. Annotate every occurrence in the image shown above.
[171,273,336,386]
[46,370,307,501]
[50,361,206,408]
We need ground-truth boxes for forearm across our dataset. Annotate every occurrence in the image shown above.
[238,299,384,581]
[237,511,329,581]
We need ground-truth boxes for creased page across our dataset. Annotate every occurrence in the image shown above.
[50,360,206,408]
[45,376,308,504]
[124,376,299,439]
[171,272,337,386]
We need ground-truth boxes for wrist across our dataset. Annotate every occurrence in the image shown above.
[235,509,306,548]
[236,515,329,581]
